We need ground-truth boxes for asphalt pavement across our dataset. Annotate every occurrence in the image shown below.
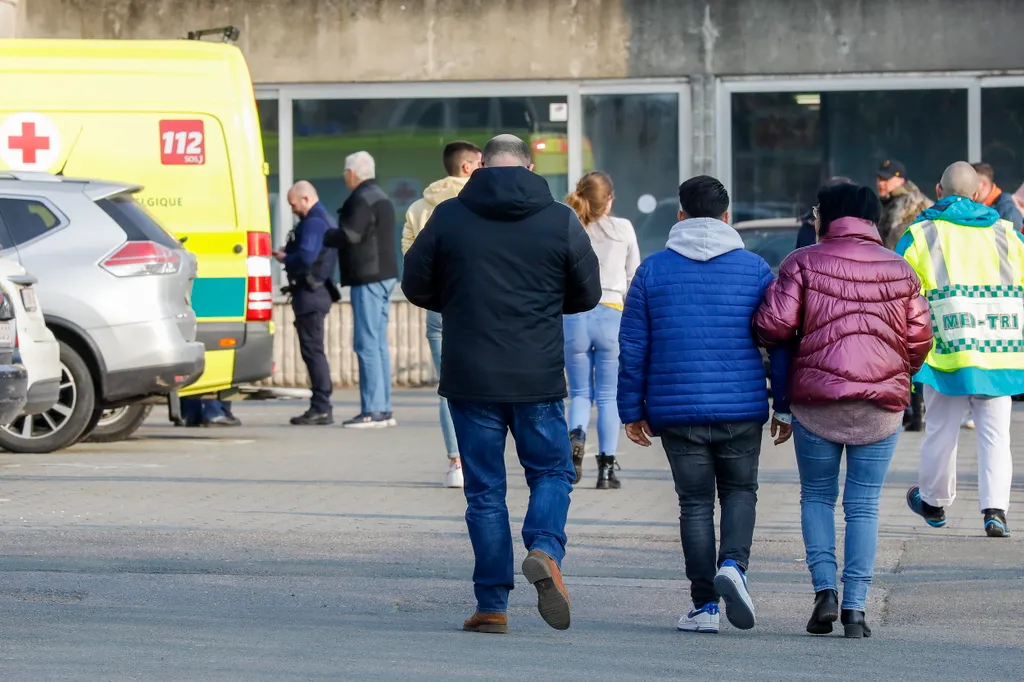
[0,389,1021,681]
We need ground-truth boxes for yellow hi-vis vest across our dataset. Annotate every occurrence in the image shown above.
[900,215,1024,394]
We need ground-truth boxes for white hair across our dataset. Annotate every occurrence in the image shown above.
[344,151,376,181]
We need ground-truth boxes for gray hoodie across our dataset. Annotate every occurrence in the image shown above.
[666,217,745,262]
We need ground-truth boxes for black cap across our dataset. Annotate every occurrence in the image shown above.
[877,159,906,180]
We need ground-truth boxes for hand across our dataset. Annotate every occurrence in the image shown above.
[273,249,286,263]
[625,420,653,447]
[771,417,793,445]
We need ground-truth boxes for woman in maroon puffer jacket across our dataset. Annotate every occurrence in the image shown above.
[754,183,933,639]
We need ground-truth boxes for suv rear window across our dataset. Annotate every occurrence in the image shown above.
[96,194,181,249]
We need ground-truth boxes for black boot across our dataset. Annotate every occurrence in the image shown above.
[569,428,586,484]
[806,589,839,635]
[596,454,621,490]
[906,384,924,432]
[841,609,872,639]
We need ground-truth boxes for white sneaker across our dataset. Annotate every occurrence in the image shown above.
[962,415,975,430]
[714,560,756,630]
[445,462,464,488]
[677,602,719,633]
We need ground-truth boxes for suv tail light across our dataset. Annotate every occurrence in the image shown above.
[101,241,182,277]
[246,231,273,321]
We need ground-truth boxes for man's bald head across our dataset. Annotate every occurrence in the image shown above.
[482,134,533,169]
[287,180,319,218]
[937,161,981,201]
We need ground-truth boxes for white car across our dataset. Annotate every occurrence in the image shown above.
[0,257,60,420]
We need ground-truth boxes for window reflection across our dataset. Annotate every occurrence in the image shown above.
[731,90,967,222]
[982,88,1024,199]
[583,93,679,258]
[292,97,570,273]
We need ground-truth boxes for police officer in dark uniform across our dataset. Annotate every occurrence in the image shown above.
[275,180,340,425]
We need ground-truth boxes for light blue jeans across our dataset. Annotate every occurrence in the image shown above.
[563,304,622,455]
[350,279,395,415]
[793,420,899,612]
[426,310,459,459]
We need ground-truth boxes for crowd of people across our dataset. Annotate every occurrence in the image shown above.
[276,134,1019,639]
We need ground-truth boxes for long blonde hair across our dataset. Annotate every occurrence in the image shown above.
[566,171,614,226]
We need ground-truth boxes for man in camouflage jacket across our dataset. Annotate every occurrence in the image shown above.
[876,159,934,250]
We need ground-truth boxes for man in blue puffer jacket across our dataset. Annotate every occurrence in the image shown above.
[618,175,791,635]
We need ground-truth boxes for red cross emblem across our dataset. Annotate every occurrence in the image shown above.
[8,122,50,165]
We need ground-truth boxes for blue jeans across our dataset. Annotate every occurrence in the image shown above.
[793,420,899,612]
[563,305,622,455]
[350,279,395,414]
[426,311,458,459]
[448,400,575,614]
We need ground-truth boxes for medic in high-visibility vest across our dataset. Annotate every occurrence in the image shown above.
[896,161,1024,538]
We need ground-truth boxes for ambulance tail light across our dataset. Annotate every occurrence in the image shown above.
[246,231,273,322]
[101,241,182,277]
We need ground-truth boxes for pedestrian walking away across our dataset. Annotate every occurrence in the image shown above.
[402,134,600,634]
[324,151,399,429]
[276,181,340,426]
[755,182,933,639]
[617,175,791,635]
[896,161,1024,538]
[402,140,483,488]
[563,171,640,489]
[794,176,851,250]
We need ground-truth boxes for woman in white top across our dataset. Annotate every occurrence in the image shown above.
[564,171,641,490]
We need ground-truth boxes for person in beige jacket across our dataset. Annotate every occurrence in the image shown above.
[402,140,482,488]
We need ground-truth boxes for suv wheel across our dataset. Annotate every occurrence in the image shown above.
[83,404,152,443]
[0,341,96,453]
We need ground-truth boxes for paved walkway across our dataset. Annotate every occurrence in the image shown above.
[0,389,1020,681]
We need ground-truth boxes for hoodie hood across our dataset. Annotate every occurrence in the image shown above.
[458,167,554,221]
[912,195,1000,228]
[422,176,470,207]
[666,217,745,262]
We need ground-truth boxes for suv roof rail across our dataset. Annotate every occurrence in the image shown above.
[0,170,64,182]
[186,26,240,43]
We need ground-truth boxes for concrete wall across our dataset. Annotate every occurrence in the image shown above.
[17,0,1024,83]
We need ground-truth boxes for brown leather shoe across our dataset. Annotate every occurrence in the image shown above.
[462,611,508,634]
[521,550,571,630]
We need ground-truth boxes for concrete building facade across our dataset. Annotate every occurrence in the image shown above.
[5,0,1024,387]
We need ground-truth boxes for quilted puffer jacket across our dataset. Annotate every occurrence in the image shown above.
[754,217,933,411]
[617,217,790,430]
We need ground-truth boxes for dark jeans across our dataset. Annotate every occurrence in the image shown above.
[447,400,575,614]
[294,310,332,414]
[662,421,762,607]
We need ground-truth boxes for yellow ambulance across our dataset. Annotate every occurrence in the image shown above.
[0,37,274,409]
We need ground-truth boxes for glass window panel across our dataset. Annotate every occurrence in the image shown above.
[731,90,968,224]
[292,96,570,275]
[982,87,1024,199]
[583,93,679,258]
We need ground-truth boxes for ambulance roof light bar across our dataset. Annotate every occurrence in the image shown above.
[185,27,240,43]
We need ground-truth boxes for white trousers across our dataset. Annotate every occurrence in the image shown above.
[919,386,1013,511]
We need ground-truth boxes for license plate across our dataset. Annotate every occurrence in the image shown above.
[0,321,13,347]
[20,287,37,312]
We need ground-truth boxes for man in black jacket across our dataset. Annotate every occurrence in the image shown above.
[402,134,601,635]
[323,152,399,429]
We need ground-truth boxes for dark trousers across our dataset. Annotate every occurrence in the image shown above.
[662,421,762,607]
[294,309,332,414]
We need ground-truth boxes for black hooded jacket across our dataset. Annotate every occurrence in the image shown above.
[402,166,601,402]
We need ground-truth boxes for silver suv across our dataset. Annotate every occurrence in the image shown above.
[0,172,205,453]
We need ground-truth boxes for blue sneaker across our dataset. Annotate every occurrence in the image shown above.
[677,602,719,633]
[714,560,756,630]
[984,509,1010,538]
[907,486,947,528]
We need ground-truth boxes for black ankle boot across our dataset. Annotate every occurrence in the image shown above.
[841,609,872,639]
[906,386,924,432]
[596,454,621,490]
[569,428,586,484]
[806,589,839,635]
